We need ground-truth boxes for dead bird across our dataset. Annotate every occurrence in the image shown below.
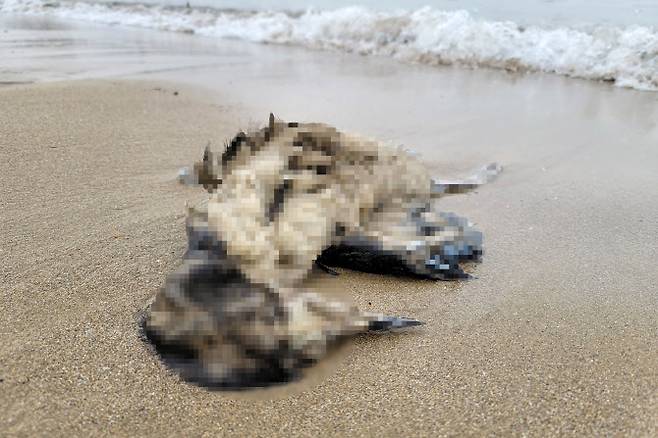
[144,114,501,389]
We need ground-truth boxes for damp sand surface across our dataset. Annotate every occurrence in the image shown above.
[1,78,657,436]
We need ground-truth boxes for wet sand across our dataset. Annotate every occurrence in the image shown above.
[1,15,658,438]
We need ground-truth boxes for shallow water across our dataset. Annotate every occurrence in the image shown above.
[2,0,657,90]
[91,0,658,27]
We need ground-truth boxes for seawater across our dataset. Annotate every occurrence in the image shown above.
[2,0,656,90]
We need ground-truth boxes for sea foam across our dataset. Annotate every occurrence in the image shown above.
[2,0,657,91]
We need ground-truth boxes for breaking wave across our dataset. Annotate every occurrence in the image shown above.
[2,0,657,91]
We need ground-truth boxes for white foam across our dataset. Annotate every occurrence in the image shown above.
[3,0,657,91]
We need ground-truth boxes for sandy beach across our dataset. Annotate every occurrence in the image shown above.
[1,14,657,437]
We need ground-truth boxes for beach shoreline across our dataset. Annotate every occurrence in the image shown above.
[1,13,657,437]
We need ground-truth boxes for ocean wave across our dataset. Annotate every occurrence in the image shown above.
[2,0,657,91]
